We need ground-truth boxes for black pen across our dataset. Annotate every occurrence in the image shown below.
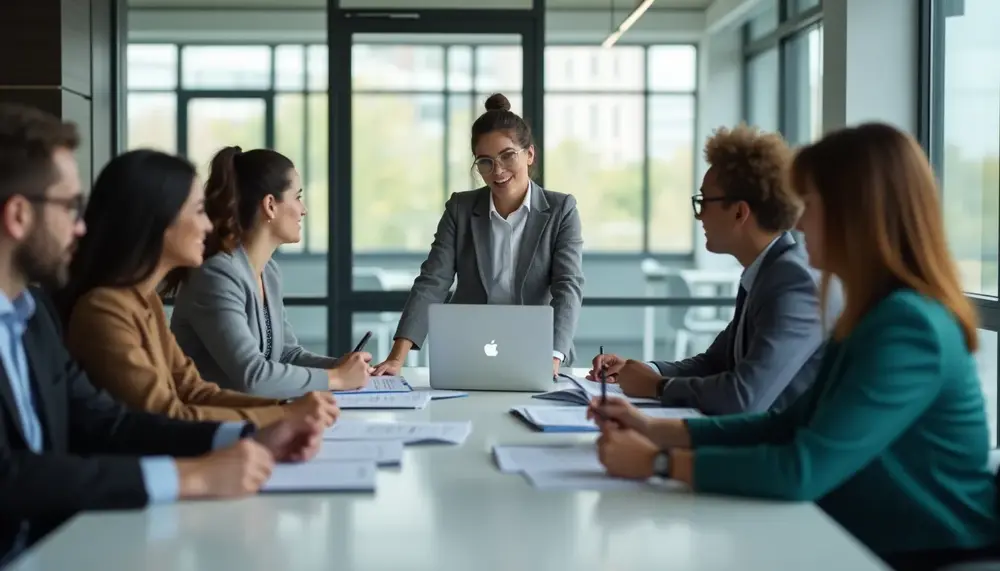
[599,345,607,406]
[353,331,372,353]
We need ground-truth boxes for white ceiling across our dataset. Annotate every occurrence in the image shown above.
[128,0,712,10]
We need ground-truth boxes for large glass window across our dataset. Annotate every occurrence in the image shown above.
[784,25,823,144]
[932,0,1000,298]
[746,48,780,132]
[544,45,695,253]
[125,42,698,260]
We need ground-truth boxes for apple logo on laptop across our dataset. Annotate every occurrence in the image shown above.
[483,340,498,357]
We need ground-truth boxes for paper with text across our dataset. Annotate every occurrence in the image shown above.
[333,376,412,394]
[323,420,472,445]
[493,444,603,474]
[314,441,404,466]
[262,461,377,492]
[568,375,661,406]
[513,405,701,431]
[522,470,653,492]
[335,391,431,409]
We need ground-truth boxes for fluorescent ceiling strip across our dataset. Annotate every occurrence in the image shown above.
[601,0,656,48]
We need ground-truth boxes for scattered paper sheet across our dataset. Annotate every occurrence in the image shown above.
[262,461,377,492]
[522,470,653,492]
[335,391,431,409]
[314,441,404,466]
[493,444,603,474]
[323,420,472,445]
[411,388,469,400]
[333,376,411,394]
[567,375,662,406]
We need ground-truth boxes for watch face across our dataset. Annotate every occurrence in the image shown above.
[654,452,670,477]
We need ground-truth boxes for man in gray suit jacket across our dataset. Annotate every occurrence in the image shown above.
[592,125,841,415]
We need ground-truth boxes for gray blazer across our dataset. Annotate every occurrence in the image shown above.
[653,232,843,415]
[394,182,585,363]
[170,247,338,400]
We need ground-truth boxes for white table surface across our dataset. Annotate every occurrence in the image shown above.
[11,367,889,571]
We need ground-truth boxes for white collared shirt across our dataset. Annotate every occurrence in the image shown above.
[486,185,564,362]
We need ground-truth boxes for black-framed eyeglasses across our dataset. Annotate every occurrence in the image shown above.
[691,194,729,218]
[27,194,86,221]
[473,148,525,176]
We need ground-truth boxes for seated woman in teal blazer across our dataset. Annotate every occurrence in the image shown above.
[165,147,372,400]
[589,123,999,570]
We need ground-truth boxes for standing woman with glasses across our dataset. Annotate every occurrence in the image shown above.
[372,93,585,377]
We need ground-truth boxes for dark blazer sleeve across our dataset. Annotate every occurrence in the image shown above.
[0,289,219,523]
[393,193,460,348]
[549,194,584,361]
[658,262,825,415]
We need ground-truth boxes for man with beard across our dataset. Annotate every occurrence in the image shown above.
[0,103,326,565]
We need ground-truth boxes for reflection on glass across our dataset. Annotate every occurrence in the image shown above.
[977,329,998,447]
[545,94,644,251]
[275,45,306,91]
[545,46,644,91]
[284,306,328,354]
[747,0,780,40]
[352,45,445,90]
[186,98,266,177]
[647,45,698,92]
[746,48,780,133]
[938,0,1000,297]
[784,25,823,145]
[351,93,446,253]
[127,44,177,90]
[275,94,306,254]
[648,95,696,252]
[181,46,271,90]
[126,93,176,153]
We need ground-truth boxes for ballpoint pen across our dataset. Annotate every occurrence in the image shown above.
[599,345,607,406]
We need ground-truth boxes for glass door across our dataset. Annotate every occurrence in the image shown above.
[183,96,268,176]
[328,14,541,354]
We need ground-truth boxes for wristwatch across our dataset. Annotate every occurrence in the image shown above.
[239,423,258,439]
[652,451,671,479]
[655,378,671,398]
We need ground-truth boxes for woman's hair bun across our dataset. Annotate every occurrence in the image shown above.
[484,93,511,112]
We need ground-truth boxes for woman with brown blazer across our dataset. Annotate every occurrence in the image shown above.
[58,150,342,427]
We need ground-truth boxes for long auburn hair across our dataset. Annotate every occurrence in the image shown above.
[788,122,978,351]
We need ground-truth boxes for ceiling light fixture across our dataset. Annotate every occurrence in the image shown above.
[602,0,655,48]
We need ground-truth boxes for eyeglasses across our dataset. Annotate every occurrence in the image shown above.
[27,194,86,222]
[473,148,525,176]
[690,194,730,218]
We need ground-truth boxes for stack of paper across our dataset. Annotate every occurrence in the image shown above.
[323,420,473,445]
[411,388,469,400]
[335,391,432,409]
[262,460,377,493]
[534,375,661,406]
[314,440,405,466]
[510,405,702,432]
[491,444,653,491]
[333,376,412,394]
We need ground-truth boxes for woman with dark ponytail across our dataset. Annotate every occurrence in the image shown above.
[371,93,585,379]
[168,146,371,400]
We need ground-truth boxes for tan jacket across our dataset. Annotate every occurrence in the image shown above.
[65,286,288,426]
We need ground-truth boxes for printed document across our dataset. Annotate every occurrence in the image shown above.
[492,444,603,474]
[314,441,404,466]
[333,376,411,394]
[323,420,472,445]
[262,461,377,492]
[334,391,431,409]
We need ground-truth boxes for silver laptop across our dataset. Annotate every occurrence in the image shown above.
[427,303,556,392]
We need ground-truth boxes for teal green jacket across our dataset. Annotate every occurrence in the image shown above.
[686,289,999,555]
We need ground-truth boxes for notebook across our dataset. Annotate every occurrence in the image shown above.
[533,374,661,406]
[510,405,702,432]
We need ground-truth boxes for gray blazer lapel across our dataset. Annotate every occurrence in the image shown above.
[514,182,551,301]
[469,188,493,291]
[235,247,268,348]
[262,263,284,355]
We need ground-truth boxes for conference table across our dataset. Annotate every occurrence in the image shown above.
[10,367,890,571]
